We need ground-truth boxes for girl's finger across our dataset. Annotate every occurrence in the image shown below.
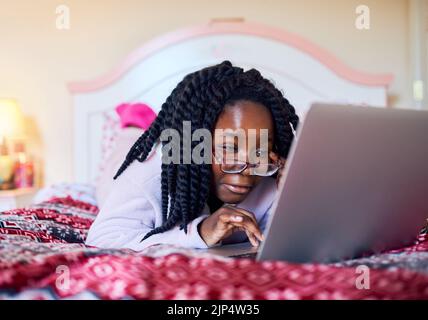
[228,218,264,242]
[233,221,260,246]
[230,215,243,222]
[219,213,264,243]
[244,229,259,247]
[218,213,243,226]
[223,205,258,226]
[239,216,264,242]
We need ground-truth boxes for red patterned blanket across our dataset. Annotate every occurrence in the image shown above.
[0,197,427,299]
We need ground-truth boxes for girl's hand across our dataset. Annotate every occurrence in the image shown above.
[198,205,265,247]
[270,152,286,187]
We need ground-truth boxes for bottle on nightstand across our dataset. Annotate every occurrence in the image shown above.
[0,140,15,190]
[13,141,34,189]
[0,141,39,211]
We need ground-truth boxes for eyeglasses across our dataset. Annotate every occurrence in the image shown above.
[212,151,281,177]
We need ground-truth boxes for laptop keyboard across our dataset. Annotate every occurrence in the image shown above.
[230,252,257,259]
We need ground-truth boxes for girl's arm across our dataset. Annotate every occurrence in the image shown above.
[86,174,210,251]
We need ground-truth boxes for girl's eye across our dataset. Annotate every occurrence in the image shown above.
[222,145,237,152]
[255,149,268,157]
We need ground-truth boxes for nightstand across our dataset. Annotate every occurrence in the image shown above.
[0,188,39,212]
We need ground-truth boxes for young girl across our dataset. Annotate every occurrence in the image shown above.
[86,61,299,251]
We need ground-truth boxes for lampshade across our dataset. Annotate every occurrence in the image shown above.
[0,98,25,140]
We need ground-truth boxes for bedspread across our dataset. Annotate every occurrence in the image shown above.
[0,197,427,300]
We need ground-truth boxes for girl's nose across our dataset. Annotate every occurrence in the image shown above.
[241,167,252,176]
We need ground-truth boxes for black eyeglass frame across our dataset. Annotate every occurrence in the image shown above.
[212,151,282,177]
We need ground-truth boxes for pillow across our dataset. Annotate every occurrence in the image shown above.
[95,127,145,207]
[95,103,157,207]
[34,183,97,206]
[95,102,157,188]
[97,109,121,178]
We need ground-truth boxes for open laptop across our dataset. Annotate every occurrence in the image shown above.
[206,103,428,263]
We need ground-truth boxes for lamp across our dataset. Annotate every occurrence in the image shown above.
[0,99,25,189]
[0,99,25,141]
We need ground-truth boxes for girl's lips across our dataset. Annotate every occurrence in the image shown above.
[223,183,252,194]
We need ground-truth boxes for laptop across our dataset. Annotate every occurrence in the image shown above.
[206,103,428,263]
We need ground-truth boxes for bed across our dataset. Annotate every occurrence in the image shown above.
[1,21,427,300]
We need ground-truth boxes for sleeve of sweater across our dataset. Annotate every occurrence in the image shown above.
[85,164,210,251]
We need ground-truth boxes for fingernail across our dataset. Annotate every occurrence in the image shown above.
[233,216,243,222]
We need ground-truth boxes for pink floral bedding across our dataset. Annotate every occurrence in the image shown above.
[0,196,427,300]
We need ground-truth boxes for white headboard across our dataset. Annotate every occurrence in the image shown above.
[68,21,393,184]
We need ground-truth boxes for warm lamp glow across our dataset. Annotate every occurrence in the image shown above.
[0,98,25,139]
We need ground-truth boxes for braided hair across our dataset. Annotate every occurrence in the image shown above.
[113,61,299,240]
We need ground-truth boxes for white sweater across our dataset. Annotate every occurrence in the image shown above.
[86,145,277,251]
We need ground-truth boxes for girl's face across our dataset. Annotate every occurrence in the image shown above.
[211,100,276,204]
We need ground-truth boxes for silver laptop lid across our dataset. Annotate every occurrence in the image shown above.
[258,103,428,263]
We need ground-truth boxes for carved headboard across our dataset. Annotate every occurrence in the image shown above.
[68,21,393,183]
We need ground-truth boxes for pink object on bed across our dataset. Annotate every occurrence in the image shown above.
[115,103,156,130]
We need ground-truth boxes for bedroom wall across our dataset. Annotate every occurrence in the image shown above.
[0,0,415,185]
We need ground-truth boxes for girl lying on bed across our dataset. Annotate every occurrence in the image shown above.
[86,61,299,251]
